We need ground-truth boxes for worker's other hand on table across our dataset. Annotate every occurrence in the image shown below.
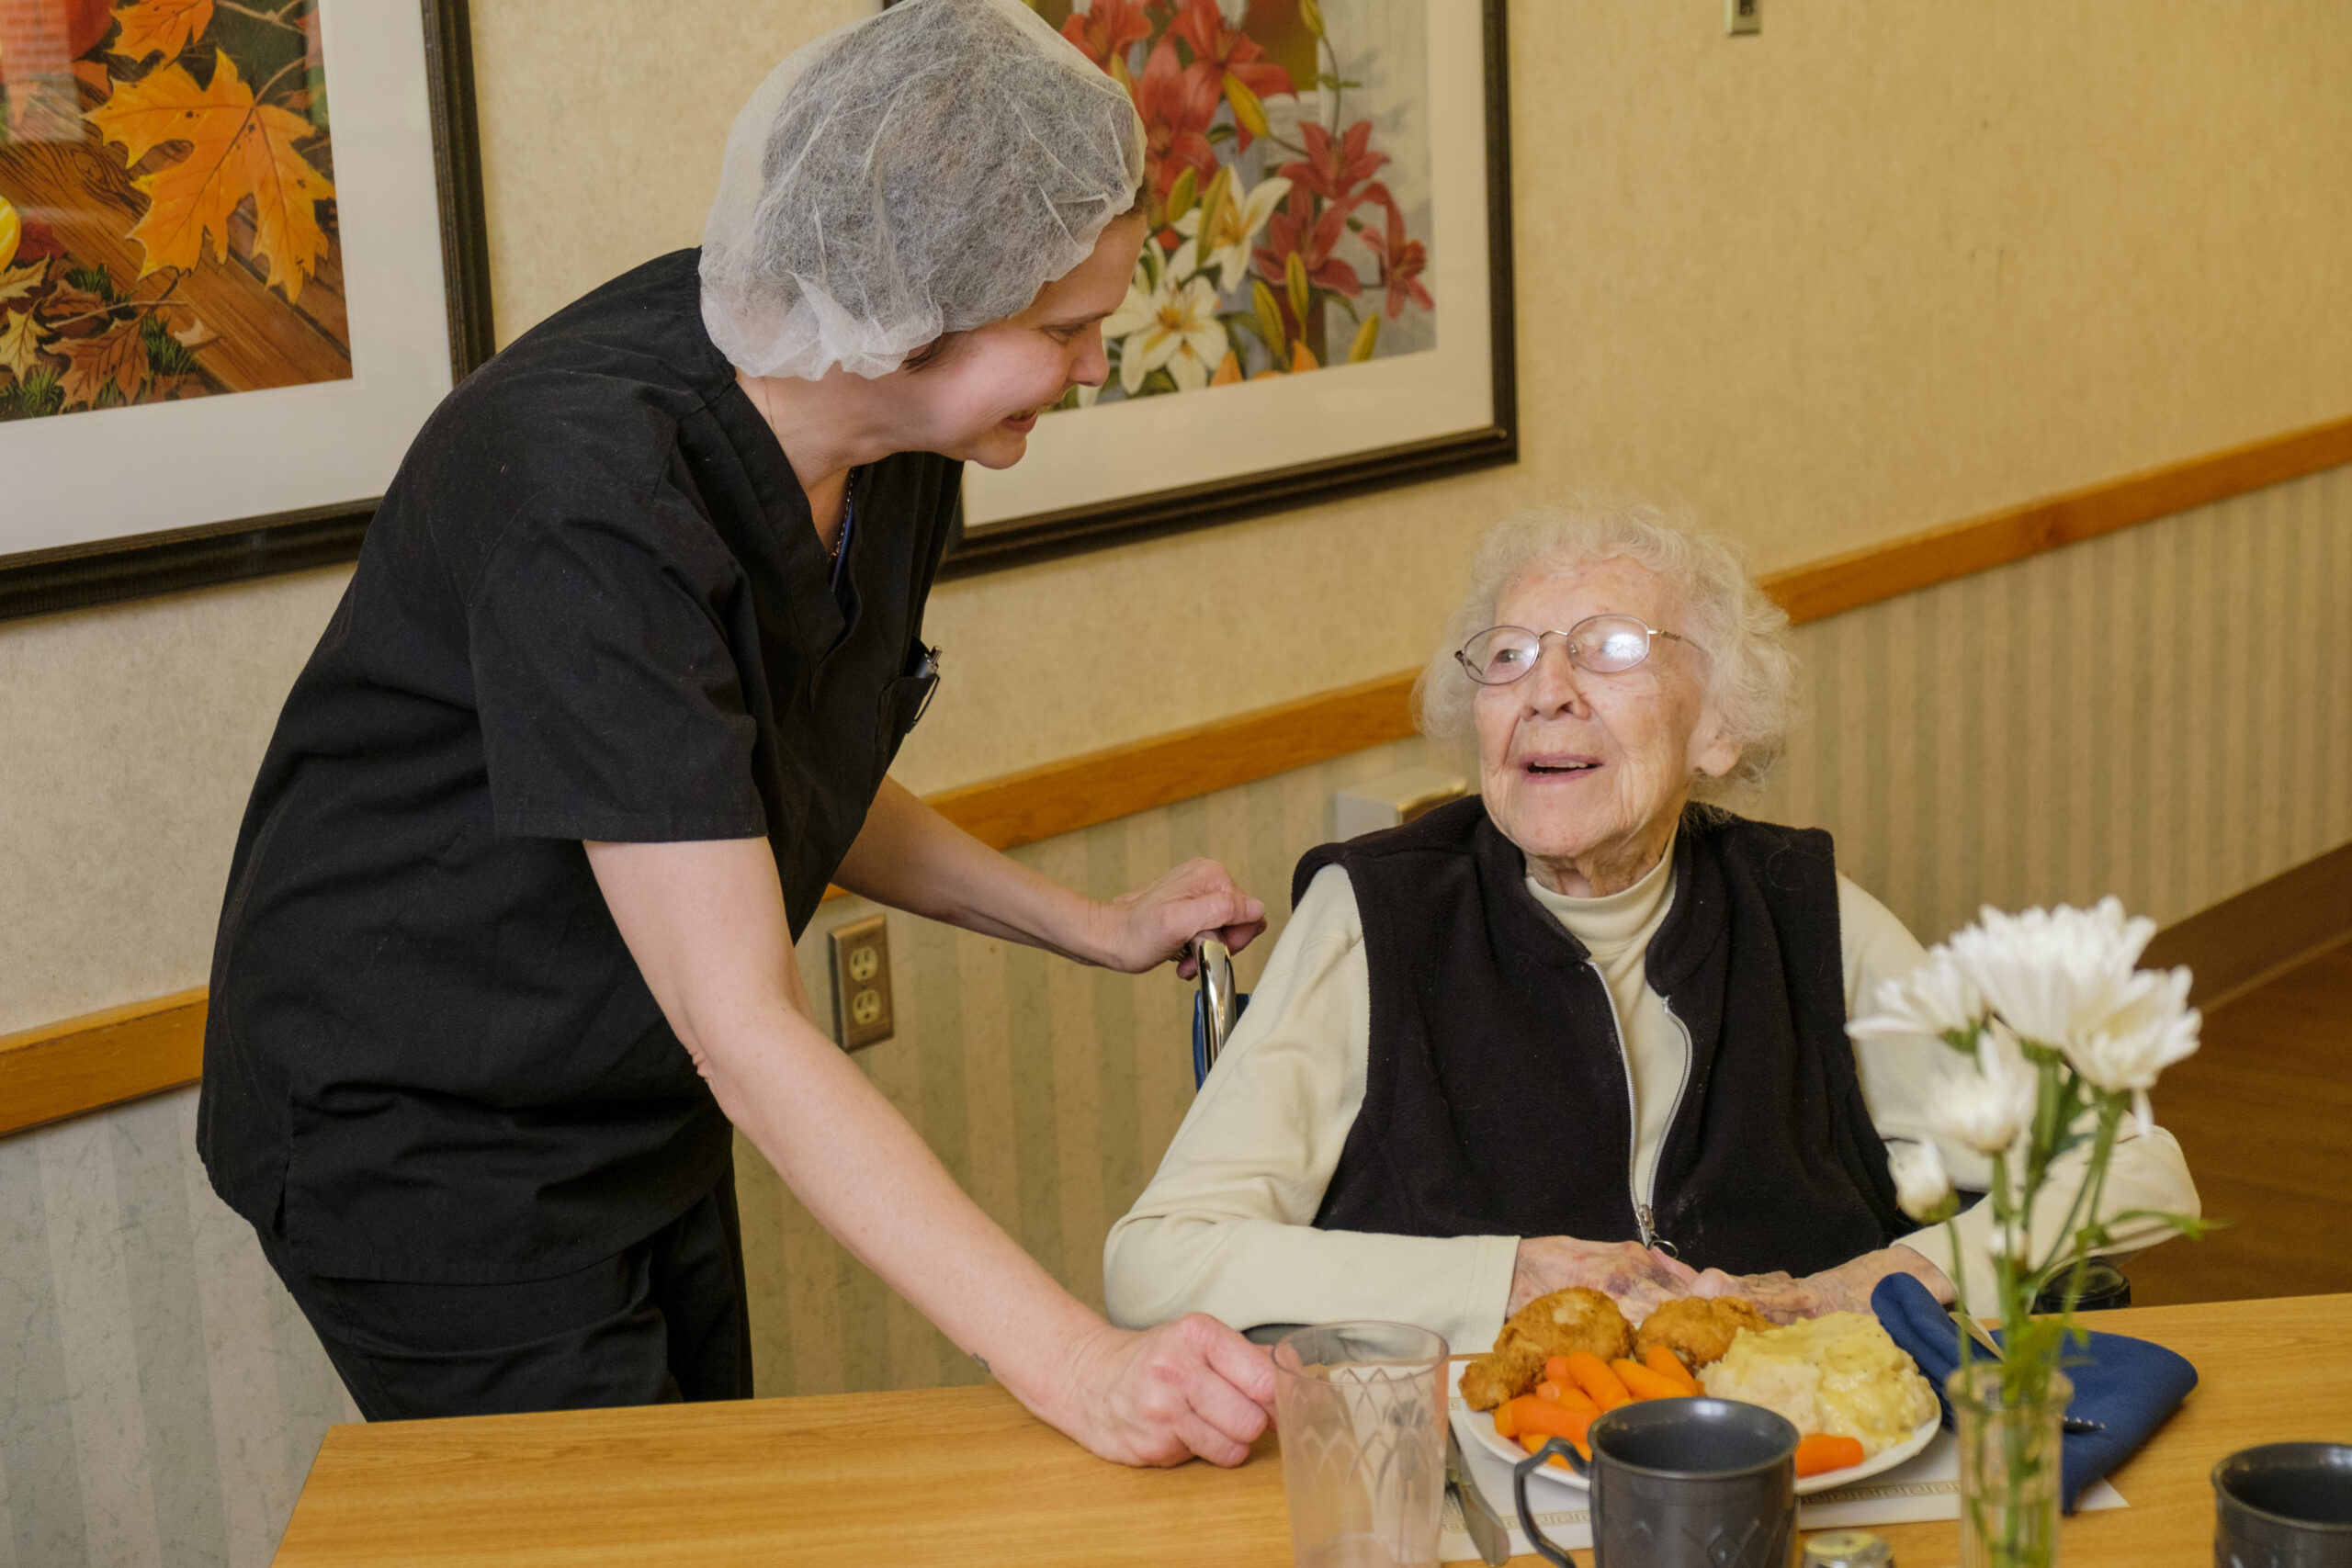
[1086,858,1268,978]
[1060,1313,1275,1468]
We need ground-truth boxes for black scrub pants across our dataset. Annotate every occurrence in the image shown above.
[263,1169,754,1420]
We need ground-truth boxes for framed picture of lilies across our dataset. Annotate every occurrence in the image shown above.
[946,0,1515,574]
[0,0,492,621]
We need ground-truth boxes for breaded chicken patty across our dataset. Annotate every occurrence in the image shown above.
[1457,1343,1545,1412]
[1634,1296,1774,1373]
[1498,1286,1635,1364]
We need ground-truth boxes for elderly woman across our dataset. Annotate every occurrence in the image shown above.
[1103,502,2198,1350]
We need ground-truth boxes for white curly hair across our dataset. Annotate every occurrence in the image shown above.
[1413,499,1800,796]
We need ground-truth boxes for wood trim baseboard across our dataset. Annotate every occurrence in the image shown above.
[1758,417,2352,626]
[0,987,209,1138]
[923,671,1421,853]
[12,413,2351,1134]
[2143,840,2352,1013]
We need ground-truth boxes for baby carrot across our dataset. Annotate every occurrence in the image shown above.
[1644,1345,1703,1395]
[1512,1396,1594,1446]
[1611,1357,1691,1402]
[1793,1433,1867,1478]
[1563,1350,1633,1411]
[1492,1398,1520,1438]
[1518,1429,1589,1466]
[1543,1355,1572,1384]
[1535,1379,1566,1403]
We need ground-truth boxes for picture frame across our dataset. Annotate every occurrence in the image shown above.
[0,0,493,623]
[942,0,1517,578]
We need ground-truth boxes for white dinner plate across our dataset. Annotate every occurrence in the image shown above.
[1464,1398,1941,1495]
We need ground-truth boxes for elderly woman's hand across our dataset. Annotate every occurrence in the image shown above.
[1688,1245,1955,1323]
[1087,857,1269,977]
[1510,1236,1704,1322]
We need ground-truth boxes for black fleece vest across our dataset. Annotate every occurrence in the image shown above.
[1292,798,1909,1276]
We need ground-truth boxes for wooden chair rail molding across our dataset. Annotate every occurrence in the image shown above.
[6,413,2349,1138]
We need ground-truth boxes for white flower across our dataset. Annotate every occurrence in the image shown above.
[1943,898,2156,1049]
[1848,944,1985,1045]
[1172,174,1291,295]
[1929,1022,2039,1156]
[1102,265,1228,394]
[2063,964,2199,1134]
[1888,1140,1955,1224]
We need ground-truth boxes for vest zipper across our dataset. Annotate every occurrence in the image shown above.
[1589,958,1657,1248]
[1645,999,1698,1257]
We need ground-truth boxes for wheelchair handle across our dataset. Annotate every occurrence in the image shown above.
[1195,933,1238,1078]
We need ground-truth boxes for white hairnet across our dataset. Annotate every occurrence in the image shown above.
[699,0,1146,381]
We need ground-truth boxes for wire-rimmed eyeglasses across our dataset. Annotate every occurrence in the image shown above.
[1453,616,1693,686]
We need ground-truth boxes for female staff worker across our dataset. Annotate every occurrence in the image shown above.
[198,0,1273,1468]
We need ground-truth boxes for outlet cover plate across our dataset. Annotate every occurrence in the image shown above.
[1726,0,1758,34]
[829,915,895,1051]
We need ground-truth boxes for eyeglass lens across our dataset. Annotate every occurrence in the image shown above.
[1459,616,1657,683]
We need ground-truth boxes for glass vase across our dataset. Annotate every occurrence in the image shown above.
[1950,1362,2072,1568]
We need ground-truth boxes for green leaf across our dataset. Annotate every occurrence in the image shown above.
[1166,166,1199,224]
[1284,250,1311,336]
[1250,279,1286,367]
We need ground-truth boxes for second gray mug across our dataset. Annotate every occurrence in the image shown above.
[1513,1397,1802,1568]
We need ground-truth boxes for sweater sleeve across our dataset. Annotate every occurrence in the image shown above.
[1838,876,2201,1305]
[1102,863,1521,1353]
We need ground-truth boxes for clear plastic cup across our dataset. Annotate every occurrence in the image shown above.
[1272,1322,1451,1568]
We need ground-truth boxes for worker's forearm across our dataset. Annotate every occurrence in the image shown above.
[695,994,1100,1417]
[833,778,1107,961]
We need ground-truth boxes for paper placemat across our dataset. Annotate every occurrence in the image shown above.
[1440,1373,2124,1562]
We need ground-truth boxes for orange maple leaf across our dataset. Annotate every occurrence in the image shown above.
[0,309,55,378]
[112,0,213,62]
[87,52,334,302]
[59,317,151,406]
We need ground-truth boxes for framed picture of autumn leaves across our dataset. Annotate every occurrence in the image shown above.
[948,0,1514,573]
[0,0,491,619]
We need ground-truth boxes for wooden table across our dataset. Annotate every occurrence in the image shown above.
[276,1294,2352,1566]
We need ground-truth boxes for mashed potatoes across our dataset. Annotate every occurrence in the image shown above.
[1697,1313,1938,1456]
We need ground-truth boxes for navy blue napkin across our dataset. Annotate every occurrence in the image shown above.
[1871,1273,2198,1512]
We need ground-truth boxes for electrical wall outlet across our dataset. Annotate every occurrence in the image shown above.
[1726,0,1759,34]
[829,915,894,1051]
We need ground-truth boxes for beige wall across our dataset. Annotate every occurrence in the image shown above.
[5,0,2351,1032]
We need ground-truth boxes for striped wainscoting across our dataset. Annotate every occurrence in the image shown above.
[1,459,2346,1562]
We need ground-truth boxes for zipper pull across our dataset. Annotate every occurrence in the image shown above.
[1634,1204,1657,1247]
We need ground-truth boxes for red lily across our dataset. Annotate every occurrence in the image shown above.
[1252,184,1363,301]
[1362,198,1430,318]
[1170,0,1295,151]
[1132,33,1222,203]
[1059,0,1152,74]
[1280,118,1389,205]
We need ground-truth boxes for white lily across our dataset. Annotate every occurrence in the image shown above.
[1848,943,1985,1046]
[1102,264,1228,394]
[1930,1021,2039,1156]
[1943,898,2156,1049]
[1171,174,1292,295]
[1888,1139,1955,1224]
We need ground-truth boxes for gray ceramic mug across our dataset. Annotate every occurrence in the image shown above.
[2213,1443,2352,1567]
[1513,1397,1801,1568]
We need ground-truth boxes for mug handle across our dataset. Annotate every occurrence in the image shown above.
[1511,1438,1590,1568]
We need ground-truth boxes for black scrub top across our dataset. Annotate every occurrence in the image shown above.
[198,249,960,1283]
